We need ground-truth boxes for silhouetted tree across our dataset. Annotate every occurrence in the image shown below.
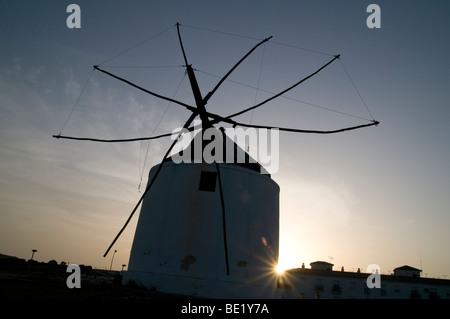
[48,260,57,265]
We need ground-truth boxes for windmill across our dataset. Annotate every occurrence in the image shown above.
[54,23,378,298]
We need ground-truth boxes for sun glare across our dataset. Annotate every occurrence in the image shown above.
[275,264,285,274]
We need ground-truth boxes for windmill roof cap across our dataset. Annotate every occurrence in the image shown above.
[166,127,270,175]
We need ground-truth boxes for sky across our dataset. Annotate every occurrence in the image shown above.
[1,1,449,279]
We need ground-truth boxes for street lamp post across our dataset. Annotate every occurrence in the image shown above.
[109,250,117,271]
[28,249,37,272]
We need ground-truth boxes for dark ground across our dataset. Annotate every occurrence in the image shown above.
[0,255,438,317]
[0,254,187,300]
[0,270,176,299]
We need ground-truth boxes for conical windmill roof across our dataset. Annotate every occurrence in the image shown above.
[165,126,270,175]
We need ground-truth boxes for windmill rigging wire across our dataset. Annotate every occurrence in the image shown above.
[338,58,375,121]
[180,23,262,41]
[182,23,335,57]
[202,35,272,104]
[226,54,341,119]
[195,69,373,122]
[269,40,335,58]
[138,72,187,191]
[98,24,176,67]
[93,65,197,113]
[178,25,373,122]
[58,68,95,135]
[250,43,266,125]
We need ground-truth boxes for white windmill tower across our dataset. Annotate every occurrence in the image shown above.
[54,23,378,298]
[124,129,281,298]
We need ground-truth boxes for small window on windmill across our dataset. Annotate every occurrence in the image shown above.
[199,171,217,192]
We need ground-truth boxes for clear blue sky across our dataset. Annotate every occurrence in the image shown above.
[1,1,449,278]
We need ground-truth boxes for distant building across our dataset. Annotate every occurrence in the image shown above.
[393,265,421,278]
[310,261,334,271]
[278,261,450,299]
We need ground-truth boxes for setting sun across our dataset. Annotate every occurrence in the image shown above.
[275,264,286,274]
